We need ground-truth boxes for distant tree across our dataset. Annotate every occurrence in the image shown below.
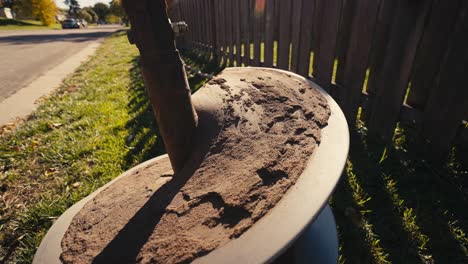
[77,8,92,22]
[104,13,119,24]
[64,0,79,16]
[92,2,109,21]
[109,0,123,17]
[0,0,16,8]
[12,0,33,18]
[109,0,127,25]
[82,7,97,23]
[31,0,56,26]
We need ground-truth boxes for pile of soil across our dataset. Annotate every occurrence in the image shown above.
[61,68,330,263]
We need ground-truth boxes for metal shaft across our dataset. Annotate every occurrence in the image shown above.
[122,0,198,174]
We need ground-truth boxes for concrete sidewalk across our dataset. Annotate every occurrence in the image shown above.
[0,41,102,126]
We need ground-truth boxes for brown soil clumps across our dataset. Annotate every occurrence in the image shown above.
[61,68,330,263]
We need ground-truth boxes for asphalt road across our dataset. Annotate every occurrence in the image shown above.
[0,25,122,102]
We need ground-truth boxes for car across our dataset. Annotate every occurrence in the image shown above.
[61,19,80,29]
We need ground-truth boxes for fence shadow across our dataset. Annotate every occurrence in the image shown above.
[122,57,166,170]
[332,123,468,264]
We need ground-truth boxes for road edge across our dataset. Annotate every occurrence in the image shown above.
[0,40,103,126]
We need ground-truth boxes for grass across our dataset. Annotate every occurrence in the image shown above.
[332,122,467,264]
[0,18,60,30]
[0,32,466,263]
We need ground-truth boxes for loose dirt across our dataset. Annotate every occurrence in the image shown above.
[61,68,330,263]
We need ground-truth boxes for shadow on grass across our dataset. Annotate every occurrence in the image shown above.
[122,57,166,170]
[332,123,468,264]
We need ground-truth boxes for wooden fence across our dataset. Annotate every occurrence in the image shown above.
[168,0,468,157]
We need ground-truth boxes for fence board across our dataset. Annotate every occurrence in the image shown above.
[226,0,234,64]
[422,2,468,155]
[406,0,461,109]
[275,0,281,61]
[184,0,191,48]
[290,0,303,72]
[205,0,211,56]
[210,0,219,63]
[206,0,212,50]
[234,0,242,65]
[297,0,315,76]
[253,0,262,66]
[201,0,209,57]
[240,0,250,65]
[248,0,256,65]
[190,0,197,48]
[277,0,292,69]
[312,0,325,73]
[264,0,275,67]
[176,1,186,49]
[195,0,200,50]
[312,0,342,91]
[338,0,381,124]
[180,1,192,49]
[367,0,432,141]
[365,0,397,96]
[335,0,357,85]
[218,0,226,63]
[199,0,204,50]
[178,2,186,49]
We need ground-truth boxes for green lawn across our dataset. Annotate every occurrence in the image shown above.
[0,18,60,30]
[0,32,466,263]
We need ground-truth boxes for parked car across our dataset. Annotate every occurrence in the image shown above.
[61,19,80,29]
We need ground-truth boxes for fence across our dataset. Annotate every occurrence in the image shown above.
[168,0,468,157]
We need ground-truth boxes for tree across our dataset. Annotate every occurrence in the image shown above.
[77,8,92,22]
[0,0,16,8]
[64,0,79,16]
[31,0,57,26]
[109,0,127,25]
[92,2,109,21]
[12,0,33,18]
[109,0,123,17]
[104,13,119,23]
[82,7,97,23]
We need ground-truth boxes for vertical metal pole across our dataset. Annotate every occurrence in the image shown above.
[123,0,198,174]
